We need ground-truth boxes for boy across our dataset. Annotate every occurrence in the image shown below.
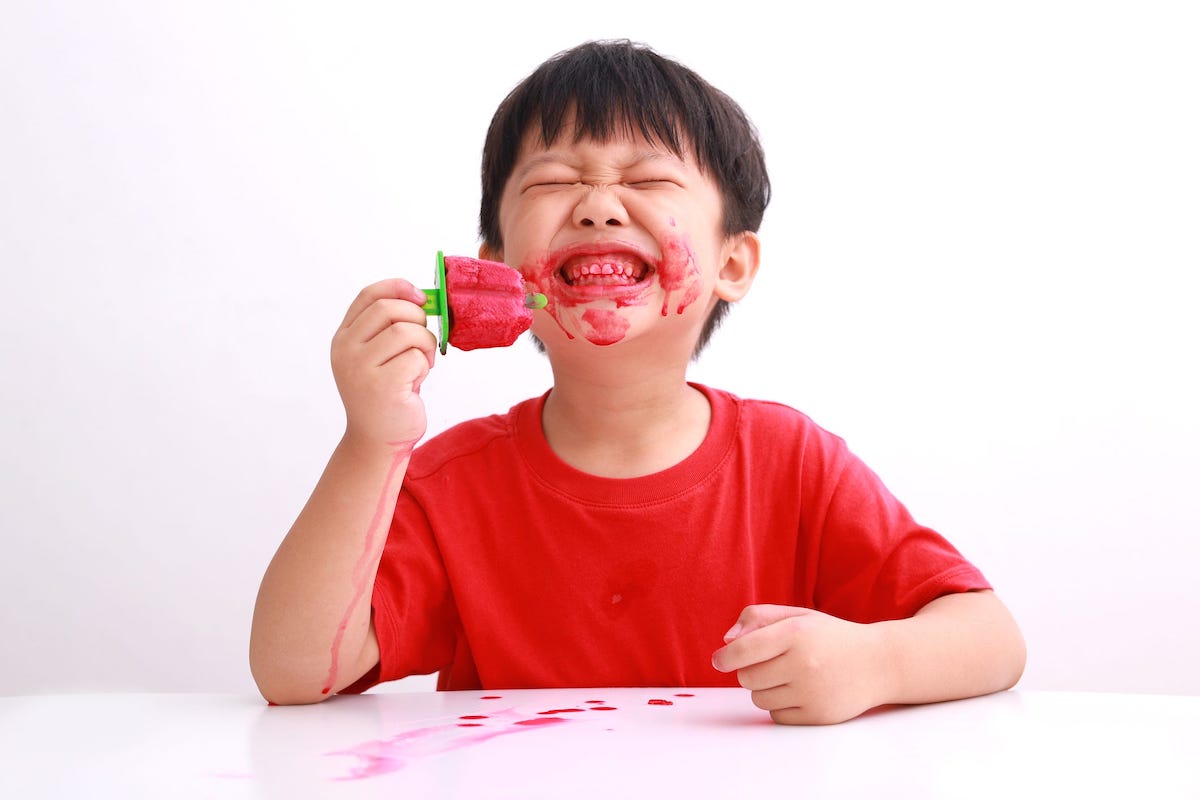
[250,40,1025,725]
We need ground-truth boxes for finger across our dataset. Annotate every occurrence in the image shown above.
[722,604,811,643]
[750,685,803,713]
[735,651,795,692]
[769,705,847,727]
[379,347,433,390]
[712,621,795,673]
[345,298,429,345]
[340,279,429,330]
[363,321,440,369]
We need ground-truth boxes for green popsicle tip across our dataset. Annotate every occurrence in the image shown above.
[526,293,548,309]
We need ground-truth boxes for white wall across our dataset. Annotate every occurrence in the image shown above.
[2,0,1197,697]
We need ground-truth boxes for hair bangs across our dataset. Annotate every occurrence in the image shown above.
[529,56,689,159]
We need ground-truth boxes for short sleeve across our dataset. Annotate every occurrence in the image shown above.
[808,444,991,622]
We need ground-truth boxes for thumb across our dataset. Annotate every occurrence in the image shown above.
[722,604,813,643]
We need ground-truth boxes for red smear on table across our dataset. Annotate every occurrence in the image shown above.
[648,699,674,706]
[585,700,606,704]
[589,706,618,711]
[328,709,571,780]
[459,715,488,720]
[538,708,586,714]
[481,695,503,700]
[322,441,415,694]
[675,693,695,697]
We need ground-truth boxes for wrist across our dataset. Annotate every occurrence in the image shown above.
[336,431,419,470]
[866,619,905,708]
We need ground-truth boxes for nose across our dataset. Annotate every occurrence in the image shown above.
[572,185,628,228]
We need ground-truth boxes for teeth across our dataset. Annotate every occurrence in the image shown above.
[562,258,646,286]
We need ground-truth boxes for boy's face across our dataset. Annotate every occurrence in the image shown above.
[485,119,756,353]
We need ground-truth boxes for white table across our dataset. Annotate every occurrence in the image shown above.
[1,688,1197,798]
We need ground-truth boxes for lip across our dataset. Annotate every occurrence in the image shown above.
[545,240,658,300]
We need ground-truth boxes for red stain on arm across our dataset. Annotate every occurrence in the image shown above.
[321,441,415,695]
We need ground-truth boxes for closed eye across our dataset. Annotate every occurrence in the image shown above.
[628,179,681,188]
[522,181,579,193]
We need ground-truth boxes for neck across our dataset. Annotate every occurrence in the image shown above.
[542,353,710,478]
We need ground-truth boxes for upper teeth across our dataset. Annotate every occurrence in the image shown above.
[568,261,638,280]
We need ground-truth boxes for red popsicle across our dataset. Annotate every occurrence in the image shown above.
[422,252,547,353]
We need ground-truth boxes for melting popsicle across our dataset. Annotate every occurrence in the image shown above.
[422,251,547,353]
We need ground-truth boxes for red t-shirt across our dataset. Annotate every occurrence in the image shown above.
[345,384,990,692]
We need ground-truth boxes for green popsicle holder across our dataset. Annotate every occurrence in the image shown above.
[421,250,547,354]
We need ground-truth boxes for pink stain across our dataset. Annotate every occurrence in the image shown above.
[327,709,571,780]
[581,308,630,345]
[322,440,415,695]
[518,233,701,344]
[656,234,702,317]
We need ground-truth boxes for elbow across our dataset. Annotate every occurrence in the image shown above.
[1002,625,1028,691]
[252,669,333,706]
[249,650,335,706]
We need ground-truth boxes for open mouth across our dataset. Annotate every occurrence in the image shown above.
[559,253,651,288]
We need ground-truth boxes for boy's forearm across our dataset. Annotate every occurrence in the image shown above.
[875,590,1026,707]
[249,434,412,704]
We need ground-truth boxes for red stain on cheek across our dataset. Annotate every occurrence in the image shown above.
[520,255,576,340]
[581,308,629,345]
[656,234,702,316]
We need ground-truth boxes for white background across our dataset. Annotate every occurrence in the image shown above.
[2,1,1197,697]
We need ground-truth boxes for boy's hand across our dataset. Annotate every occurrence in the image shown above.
[331,279,439,449]
[711,604,886,725]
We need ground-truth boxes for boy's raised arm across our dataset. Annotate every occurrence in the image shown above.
[249,279,438,705]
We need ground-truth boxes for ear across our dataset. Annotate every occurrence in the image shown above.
[479,242,504,263]
[713,231,760,303]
